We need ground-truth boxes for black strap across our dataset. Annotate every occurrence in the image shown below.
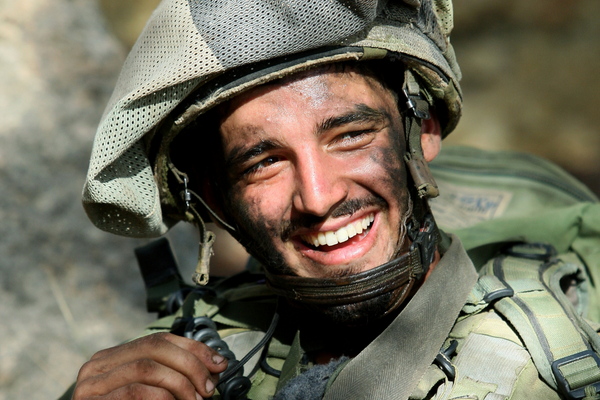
[134,238,186,313]
[401,70,439,199]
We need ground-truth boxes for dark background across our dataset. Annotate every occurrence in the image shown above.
[0,1,598,398]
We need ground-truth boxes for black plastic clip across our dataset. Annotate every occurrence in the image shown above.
[434,340,458,380]
[408,214,437,279]
[483,286,514,303]
[552,350,600,400]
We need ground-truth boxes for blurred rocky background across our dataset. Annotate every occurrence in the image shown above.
[448,1,600,194]
[0,0,598,399]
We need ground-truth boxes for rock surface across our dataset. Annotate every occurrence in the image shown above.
[0,1,192,398]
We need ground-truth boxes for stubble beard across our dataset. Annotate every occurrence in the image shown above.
[225,188,413,326]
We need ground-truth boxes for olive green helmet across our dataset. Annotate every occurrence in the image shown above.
[83,0,462,242]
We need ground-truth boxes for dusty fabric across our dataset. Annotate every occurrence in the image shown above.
[272,357,349,400]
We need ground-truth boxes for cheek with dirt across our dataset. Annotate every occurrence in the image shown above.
[371,125,409,211]
[368,124,411,251]
[225,189,292,274]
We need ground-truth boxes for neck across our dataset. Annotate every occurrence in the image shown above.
[302,247,442,364]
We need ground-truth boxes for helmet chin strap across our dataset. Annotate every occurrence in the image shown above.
[167,161,238,286]
[401,69,442,277]
[264,206,439,323]
[402,69,439,199]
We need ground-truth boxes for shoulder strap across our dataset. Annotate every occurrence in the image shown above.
[477,243,600,400]
[323,234,478,400]
[134,238,192,316]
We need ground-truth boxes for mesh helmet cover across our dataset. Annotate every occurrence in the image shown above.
[83,0,462,238]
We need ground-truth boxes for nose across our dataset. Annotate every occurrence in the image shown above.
[292,149,348,217]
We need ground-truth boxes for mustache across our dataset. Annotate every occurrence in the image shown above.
[280,195,388,241]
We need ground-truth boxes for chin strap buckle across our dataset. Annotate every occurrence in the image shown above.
[408,214,437,280]
[403,87,431,120]
[183,176,192,210]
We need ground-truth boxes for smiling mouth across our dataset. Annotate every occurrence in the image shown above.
[299,213,375,248]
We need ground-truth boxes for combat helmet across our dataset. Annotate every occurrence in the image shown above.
[83,0,462,321]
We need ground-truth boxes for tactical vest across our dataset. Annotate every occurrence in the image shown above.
[409,244,600,400]
[133,147,600,400]
[129,240,600,400]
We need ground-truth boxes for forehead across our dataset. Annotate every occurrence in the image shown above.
[217,65,395,137]
[232,65,387,106]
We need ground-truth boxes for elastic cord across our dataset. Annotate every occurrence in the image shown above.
[186,188,237,233]
[217,311,280,385]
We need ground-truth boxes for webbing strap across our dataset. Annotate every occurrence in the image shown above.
[323,234,478,400]
[402,70,439,199]
[478,249,600,399]
[134,238,186,313]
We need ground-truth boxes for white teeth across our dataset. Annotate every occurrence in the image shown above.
[336,227,349,243]
[326,231,338,246]
[347,223,357,238]
[355,220,363,234]
[300,213,375,248]
[318,232,327,245]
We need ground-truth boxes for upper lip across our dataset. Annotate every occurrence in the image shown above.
[291,209,376,238]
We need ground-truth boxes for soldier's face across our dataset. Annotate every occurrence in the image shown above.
[217,68,410,278]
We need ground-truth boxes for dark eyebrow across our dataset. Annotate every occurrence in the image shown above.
[225,139,281,171]
[224,104,389,171]
[316,104,389,136]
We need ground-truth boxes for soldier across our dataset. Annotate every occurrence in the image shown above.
[67,1,600,399]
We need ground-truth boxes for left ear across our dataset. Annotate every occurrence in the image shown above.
[421,108,442,162]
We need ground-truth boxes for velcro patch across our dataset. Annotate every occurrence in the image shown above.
[430,182,513,229]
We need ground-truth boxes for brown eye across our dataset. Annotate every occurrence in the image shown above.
[262,156,279,167]
[246,156,281,175]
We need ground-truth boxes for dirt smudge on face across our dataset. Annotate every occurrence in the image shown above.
[224,192,292,275]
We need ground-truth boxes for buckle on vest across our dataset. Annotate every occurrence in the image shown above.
[551,350,600,399]
[505,242,557,262]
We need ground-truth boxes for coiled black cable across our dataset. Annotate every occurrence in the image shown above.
[182,312,280,400]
